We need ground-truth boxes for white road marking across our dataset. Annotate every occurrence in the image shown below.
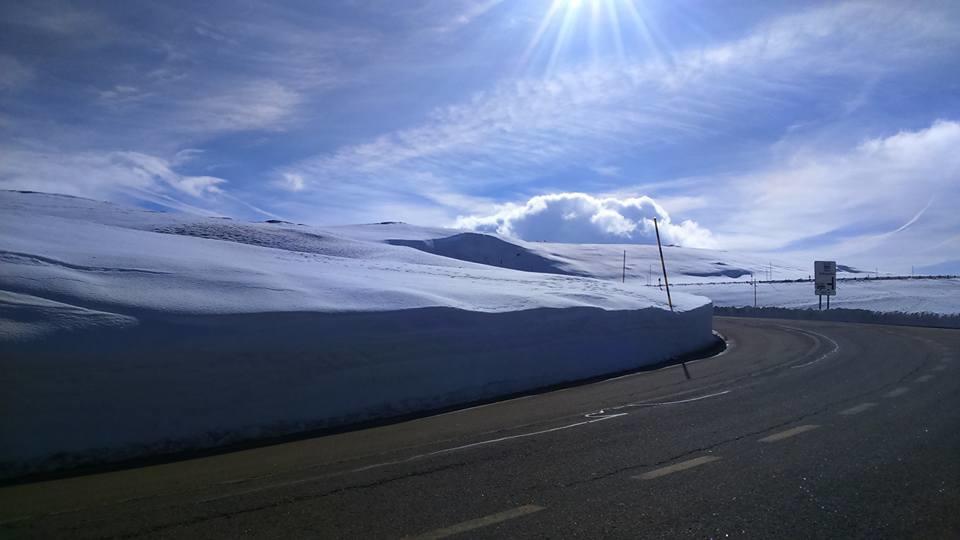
[783,327,840,369]
[915,374,934,383]
[200,389,735,504]
[839,403,877,416]
[758,424,820,443]
[884,387,910,398]
[598,390,732,414]
[405,505,545,539]
[634,455,721,480]
[197,413,628,504]
[931,365,948,372]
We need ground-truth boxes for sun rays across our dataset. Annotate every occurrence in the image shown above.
[521,0,671,76]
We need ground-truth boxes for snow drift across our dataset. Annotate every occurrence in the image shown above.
[0,191,713,477]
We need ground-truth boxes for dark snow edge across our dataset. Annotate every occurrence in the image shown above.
[1,304,713,480]
[715,306,960,329]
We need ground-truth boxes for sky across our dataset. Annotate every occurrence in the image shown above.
[1,0,959,272]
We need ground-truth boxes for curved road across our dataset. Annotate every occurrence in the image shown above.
[2,317,959,538]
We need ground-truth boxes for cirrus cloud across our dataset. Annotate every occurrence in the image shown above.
[455,192,715,248]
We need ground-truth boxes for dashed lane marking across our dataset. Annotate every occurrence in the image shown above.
[931,365,948,372]
[915,374,934,383]
[635,455,721,480]
[884,387,910,398]
[839,403,877,415]
[758,424,820,443]
[405,505,545,539]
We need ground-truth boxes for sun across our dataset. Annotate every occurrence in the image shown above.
[523,0,664,76]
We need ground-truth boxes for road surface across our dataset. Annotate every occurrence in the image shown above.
[1,317,958,538]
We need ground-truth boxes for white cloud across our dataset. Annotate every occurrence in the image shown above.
[279,2,958,206]
[0,148,226,201]
[277,172,305,192]
[182,80,300,134]
[712,120,960,264]
[455,192,715,248]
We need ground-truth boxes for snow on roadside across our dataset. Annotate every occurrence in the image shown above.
[0,191,713,477]
[677,278,960,315]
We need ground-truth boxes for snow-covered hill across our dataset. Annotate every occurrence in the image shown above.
[333,222,814,284]
[0,191,714,477]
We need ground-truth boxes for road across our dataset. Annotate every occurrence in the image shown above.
[2,317,959,538]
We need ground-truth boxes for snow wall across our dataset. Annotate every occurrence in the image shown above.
[0,301,714,478]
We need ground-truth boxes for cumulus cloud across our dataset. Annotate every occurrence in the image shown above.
[455,193,715,248]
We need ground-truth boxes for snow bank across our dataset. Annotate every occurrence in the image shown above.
[0,191,713,477]
[679,278,960,315]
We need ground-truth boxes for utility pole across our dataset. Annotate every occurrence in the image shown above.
[753,272,757,307]
[653,218,673,311]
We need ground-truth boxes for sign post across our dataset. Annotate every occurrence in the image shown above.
[814,260,837,310]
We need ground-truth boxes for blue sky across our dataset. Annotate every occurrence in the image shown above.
[1,0,958,271]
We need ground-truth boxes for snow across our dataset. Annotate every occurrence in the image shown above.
[362,222,957,315]
[332,222,815,284]
[0,192,711,316]
[677,278,960,315]
[8,190,947,477]
[0,191,714,477]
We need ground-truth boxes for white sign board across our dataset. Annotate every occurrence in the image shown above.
[814,260,837,296]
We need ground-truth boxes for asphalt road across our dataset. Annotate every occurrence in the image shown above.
[2,317,959,539]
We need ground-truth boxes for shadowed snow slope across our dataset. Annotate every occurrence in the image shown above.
[387,233,575,275]
[345,223,809,284]
[0,191,712,477]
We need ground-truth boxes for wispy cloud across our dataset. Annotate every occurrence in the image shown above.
[714,120,960,260]
[0,147,227,208]
[278,2,958,209]
[178,80,301,134]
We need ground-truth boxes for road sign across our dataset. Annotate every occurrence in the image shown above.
[814,260,837,296]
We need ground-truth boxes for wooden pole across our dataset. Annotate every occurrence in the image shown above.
[653,218,673,312]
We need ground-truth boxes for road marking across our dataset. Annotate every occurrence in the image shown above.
[197,413,628,504]
[634,455,720,480]
[784,327,840,369]
[598,390,732,414]
[839,403,877,416]
[405,505,545,539]
[915,374,934,383]
[884,387,910,398]
[931,365,948,372]
[758,424,820,443]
